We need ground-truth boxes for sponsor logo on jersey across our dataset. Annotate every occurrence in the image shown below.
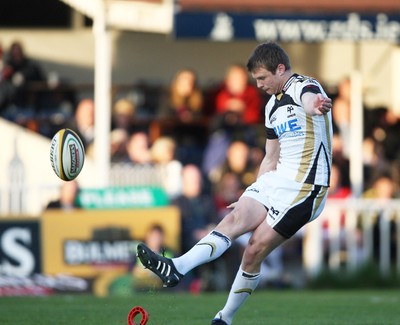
[287,105,296,118]
[274,118,302,137]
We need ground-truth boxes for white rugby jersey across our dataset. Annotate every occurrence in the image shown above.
[265,74,333,186]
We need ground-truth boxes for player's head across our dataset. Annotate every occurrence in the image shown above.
[246,41,291,74]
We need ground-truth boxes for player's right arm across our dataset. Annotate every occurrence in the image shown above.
[257,138,280,178]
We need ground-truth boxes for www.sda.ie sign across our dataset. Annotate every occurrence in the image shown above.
[174,12,400,43]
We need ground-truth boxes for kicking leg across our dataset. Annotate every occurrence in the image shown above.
[137,197,267,287]
[212,221,286,324]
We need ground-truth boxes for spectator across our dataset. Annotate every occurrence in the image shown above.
[156,68,207,166]
[371,107,400,162]
[362,135,388,186]
[125,131,152,165]
[363,170,399,263]
[111,98,136,134]
[110,128,129,163]
[1,41,45,119]
[150,136,183,199]
[0,42,14,113]
[110,131,157,187]
[363,170,399,200]
[65,98,95,152]
[329,163,352,199]
[172,164,216,253]
[390,160,400,191]
[171,164,227,291]
[46,180,80,211]
[157,68,203,122]
[208,140,257,190]
[132,224,174,290]
[331,130,350,190]
[201,63,266,174]
[212,63,262,125]
[213,171,243,222]
[202,126,231,180]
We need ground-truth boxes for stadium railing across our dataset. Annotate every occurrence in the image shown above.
[303,198,400,278]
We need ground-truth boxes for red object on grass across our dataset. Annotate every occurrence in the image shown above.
[127,306,149,325]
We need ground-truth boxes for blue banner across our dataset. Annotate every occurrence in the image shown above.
[174,12,400,43]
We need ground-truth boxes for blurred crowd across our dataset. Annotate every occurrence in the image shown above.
[3,40,400,291]
[330,77,400,201]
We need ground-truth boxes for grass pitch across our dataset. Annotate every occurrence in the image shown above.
[1,289,399,325]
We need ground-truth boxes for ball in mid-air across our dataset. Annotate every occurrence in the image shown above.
[50,128,85,181]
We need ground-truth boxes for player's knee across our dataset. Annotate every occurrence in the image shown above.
[231,208,243,226]
[246,237,266,260]
[215,212,240,239]
[246,231,277,260]
[242,242,265,271]
[230,202,255,227]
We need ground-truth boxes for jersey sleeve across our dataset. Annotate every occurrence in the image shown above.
[300,78,324,98]
[266,127,278,139]
[297,78,323,103]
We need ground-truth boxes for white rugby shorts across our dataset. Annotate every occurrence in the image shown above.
[241,171,328,238]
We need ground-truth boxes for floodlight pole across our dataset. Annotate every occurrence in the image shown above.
[93,0,112,187]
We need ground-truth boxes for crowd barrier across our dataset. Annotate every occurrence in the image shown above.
[303,198,400,278]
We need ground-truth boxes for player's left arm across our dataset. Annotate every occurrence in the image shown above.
[302,92,332,116]
[300,82,332,116]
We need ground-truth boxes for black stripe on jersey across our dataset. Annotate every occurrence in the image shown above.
[269,93,301,121]
[304,142,330,185]
[266,127,278,139]
[322,143,331,186]
[273,185,322,238]
[304,143,322,184]
[300,84,321,97]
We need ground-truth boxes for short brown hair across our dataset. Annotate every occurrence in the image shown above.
[246,42,291,74]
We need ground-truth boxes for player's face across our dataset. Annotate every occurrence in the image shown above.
[251,66,283,95]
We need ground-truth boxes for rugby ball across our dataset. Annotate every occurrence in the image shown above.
[50,128,85,181]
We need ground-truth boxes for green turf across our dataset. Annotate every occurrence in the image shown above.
[1,289,399,325]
